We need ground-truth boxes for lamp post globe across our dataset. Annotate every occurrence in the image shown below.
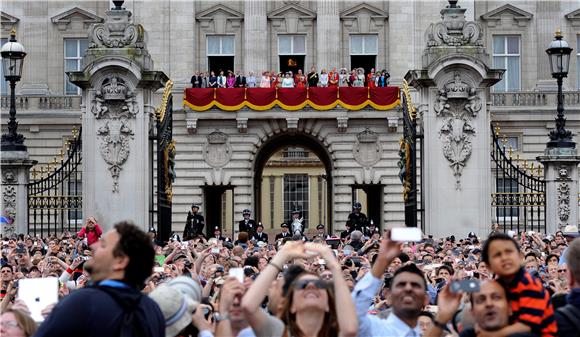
[1,28,27,152]
[545,29,574,149]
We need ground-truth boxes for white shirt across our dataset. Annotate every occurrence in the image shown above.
[352,272,423,337]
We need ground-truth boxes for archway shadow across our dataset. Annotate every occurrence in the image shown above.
[253,132,334,232]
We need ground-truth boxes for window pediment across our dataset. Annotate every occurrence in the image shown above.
[565,8,580,26]
[340,3,388,20]
[268,4,316,20]
[51,7,103,31]
[1,11,19,32]
[196,4,243,21]
[480,4,533,27]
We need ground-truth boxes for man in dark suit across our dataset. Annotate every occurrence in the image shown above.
[275,223,291,241]
[190,72,202,88]
[238,209,257,237]
[235,70,246,88]
[252,223,268,243]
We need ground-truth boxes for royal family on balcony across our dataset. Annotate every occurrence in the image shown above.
[191,66,391,89]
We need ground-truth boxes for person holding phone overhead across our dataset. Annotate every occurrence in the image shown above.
[76,217,102,246]
[34,221,165,337]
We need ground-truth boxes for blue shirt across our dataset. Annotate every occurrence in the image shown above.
[352,272,423,337]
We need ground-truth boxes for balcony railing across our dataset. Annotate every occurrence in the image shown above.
[0,95,81,111]
[491,91,580,107]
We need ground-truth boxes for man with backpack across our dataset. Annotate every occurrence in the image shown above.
[34,221,165,337]
[555,236,580,336]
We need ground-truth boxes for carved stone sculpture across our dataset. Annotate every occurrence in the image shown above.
[556,166,572,229]
[436,73,481,189]
[1,185,16,236]
[88,9,145,49]
[92,76,138,192]
[425,3,483,48]
[353,128,382,167]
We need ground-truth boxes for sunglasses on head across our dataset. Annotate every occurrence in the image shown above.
[293,279,327,290]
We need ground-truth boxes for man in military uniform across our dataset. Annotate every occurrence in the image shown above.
[252,223,268,243]
[275,223,291,241]
[238,208,257,237]
[347,202,368,232]
[183,203,205,240]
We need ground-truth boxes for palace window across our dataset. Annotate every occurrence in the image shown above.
[278,35,306,74]
[501,136,519,151]
[64,38,88,95]
[207,35,235,74]
[492,35,521,92]
[350,34,378,73]
[283,147,308,158]
[284,174,309,228]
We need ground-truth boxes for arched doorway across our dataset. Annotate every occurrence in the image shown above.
[253,133,333,234]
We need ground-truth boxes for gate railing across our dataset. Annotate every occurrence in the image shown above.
[28,127,82,236]
[491,124,546,233]
[399,80,419,228]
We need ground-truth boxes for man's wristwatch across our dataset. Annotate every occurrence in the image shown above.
[213,312,229,322]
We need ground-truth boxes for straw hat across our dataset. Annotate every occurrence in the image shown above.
[149,284,197,337]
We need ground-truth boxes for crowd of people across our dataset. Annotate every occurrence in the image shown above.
[190,67,391,89]
[1,204,580,337]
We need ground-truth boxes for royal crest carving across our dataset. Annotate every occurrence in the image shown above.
[203,130,232,168]
[436,72,480,190]
[88,9,145,49]
[92,76,138,192]
[353,128,382,167]
[2,170,17,184]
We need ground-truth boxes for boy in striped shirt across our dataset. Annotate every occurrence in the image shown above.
[481,233,558,337]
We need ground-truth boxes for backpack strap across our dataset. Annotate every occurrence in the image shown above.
[558,304,580,331]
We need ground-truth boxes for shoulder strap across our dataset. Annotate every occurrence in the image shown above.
[558,304,580,331]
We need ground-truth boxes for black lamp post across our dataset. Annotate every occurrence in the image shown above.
[1,29,27,152]
[545,29,574,149]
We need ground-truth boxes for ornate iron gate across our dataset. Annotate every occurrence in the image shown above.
[491,124,546,233]
[28,127,82,236]
[156,80,174,242]
[398,80,420,228]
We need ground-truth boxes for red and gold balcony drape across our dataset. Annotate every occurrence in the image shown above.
[183,87,400,111]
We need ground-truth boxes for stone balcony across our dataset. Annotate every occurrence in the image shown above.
[490,91,580,108]
[0,95,81,112]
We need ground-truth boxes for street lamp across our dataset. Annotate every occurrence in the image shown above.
[545,29,574,149]
[1,28,27,151]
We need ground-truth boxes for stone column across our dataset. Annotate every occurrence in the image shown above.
[19,0,49,95]
[316,0,340,71]
[68,5,167,232]
[244,0,268,75]
[1,154,36,236]
[538,152,580,234]
[406,3,503,238]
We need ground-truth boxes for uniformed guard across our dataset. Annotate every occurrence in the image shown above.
[184,203,205,240]
[238,208,257,237]
[275,223,291,241]
[347,202,368,232]
[252,223,269,243]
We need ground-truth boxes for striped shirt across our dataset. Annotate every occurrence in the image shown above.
[501,268,558,337]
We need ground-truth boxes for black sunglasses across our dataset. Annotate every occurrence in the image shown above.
[293,279,327,290]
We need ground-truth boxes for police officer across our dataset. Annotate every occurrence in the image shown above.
[212,226,228,242]
[312,224,330,240]
[252,223,269,243]
[275,223,291,241]
[238,208,257,237]
[184,203,205,240]
[363,219,378,239]
[347,202,368,232]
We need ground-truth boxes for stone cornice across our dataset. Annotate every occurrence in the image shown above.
[480,4,533,27]
[565,8,580,26]
[196,4,243,21]
[340,2,388,20]
[50,7,104,31]
[1,11,19,32]
[267,3,316,19]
